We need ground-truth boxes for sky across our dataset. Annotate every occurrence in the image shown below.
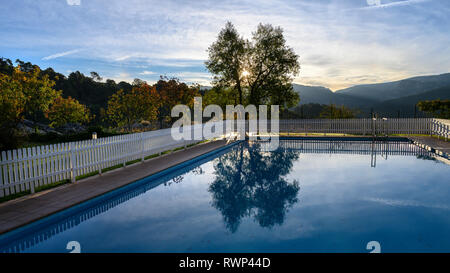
[1,0,450,91]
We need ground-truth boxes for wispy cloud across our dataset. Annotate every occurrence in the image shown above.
[363,197,450,210]
[42,49,81,60]
[139,70,155,75]
[109,72,134,84]
[171,71,212,85]
[66,0,81,6]
[367,0,381,6]
[115,55,134,62]
[3,0,449,90]
[361,0,429,10]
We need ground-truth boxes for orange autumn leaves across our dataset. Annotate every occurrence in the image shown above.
[106,84,160,132]
[0,66,92,128]
[1,63,199,135]
[154,78,199,126]
[105,79,200,132]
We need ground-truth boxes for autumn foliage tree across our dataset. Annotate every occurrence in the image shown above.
[0,73,26,124]
[106,83,160,132]
[154,77,200,128]
[45,96,92,128]
[12,66,61,121]
[0,65,61,149]
[0,73,27,149]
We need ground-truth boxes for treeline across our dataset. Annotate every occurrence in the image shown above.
[1,58,131,124]
[0,58,200,150]
[417,100,450,119]
[3,15,448,151]
[283,103,358,119]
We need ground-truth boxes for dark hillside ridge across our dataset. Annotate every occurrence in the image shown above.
[335,73,450,101]
[293,84,377,109]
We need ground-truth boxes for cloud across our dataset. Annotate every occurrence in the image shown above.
[363,197,450,210]
[109,72,135,84]
[362,0,429,10]
[5,0,450,90]
[367,0,381,6]
[42,49,81,60]
[66,0,81,6]
[139,70,155,75]
[115,55,134,62]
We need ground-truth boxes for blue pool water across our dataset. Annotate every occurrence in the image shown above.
[1,139,449,253]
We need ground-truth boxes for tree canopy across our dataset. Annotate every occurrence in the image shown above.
[154,76,200,128]
[206,22,300,109]
[45,96,92,128]
[319,104,357,119]
[417,99,450,119]
[0,63,62,149]
[106,83,160,132]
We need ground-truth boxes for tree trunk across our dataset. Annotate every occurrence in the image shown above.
[236,80,243,105]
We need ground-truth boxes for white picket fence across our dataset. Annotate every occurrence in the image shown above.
[277,118,434,135]
[0,118,448,198]
[0,125,207,198]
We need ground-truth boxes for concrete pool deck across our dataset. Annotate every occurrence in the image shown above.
[409,136,450,159]
[0,135,449,235]
[0,139,228,234]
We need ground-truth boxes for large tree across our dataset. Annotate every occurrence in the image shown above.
[206,22,247,105]
[154,77,200,128]
[0,72,27,149]
[206,22,300,109]
[0,65,61,149]
[12,66,61,121]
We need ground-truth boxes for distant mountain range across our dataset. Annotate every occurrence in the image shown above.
[335,73,450,101]
[292,84,377,109]
[371,86,450,116]
[294,73,450,117]
[201,73,450,117]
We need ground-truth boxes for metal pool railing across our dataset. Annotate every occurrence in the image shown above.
[0,118,448,198]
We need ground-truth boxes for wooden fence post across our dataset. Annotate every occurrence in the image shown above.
[430,119,433,137]
[141,133,145,162]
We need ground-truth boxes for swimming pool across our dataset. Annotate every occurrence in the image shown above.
[1,139,449,253]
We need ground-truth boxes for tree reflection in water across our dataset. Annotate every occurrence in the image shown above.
[209,142,300,233]
[164,166,204,186]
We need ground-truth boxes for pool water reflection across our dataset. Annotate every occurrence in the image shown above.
[1,140,449,253]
